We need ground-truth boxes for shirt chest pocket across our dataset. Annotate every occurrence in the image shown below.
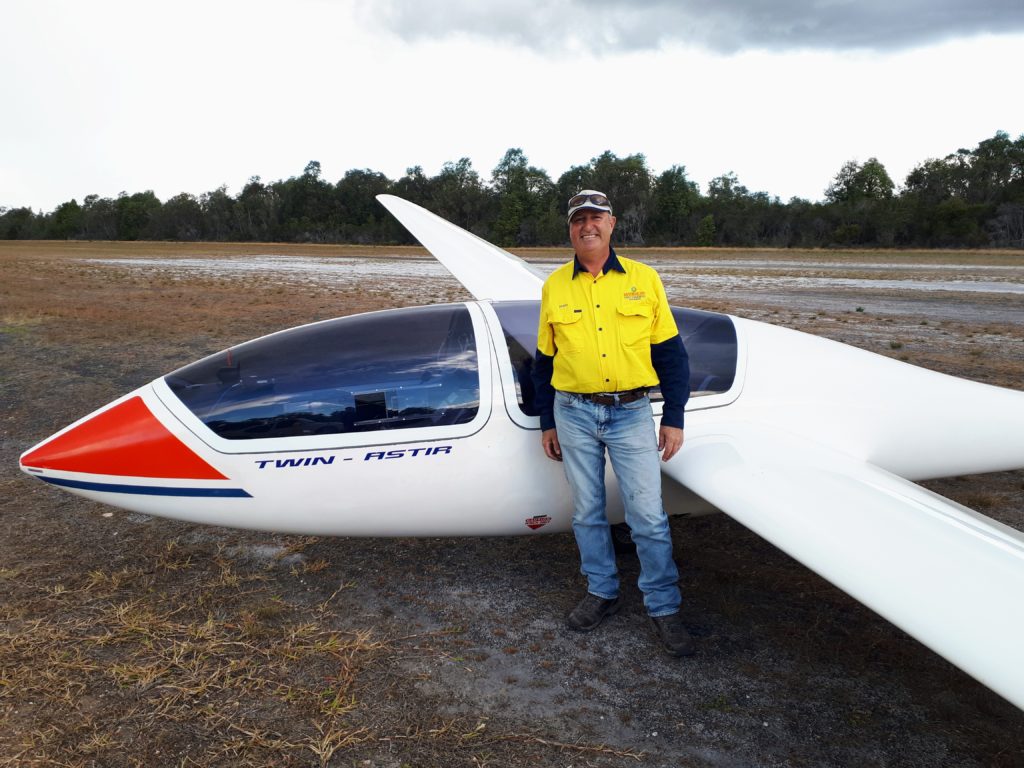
[616,302,653,347]
[551,309,585,355]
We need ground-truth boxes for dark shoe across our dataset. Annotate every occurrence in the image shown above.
[566,593,621,632]
[649,612,695,656]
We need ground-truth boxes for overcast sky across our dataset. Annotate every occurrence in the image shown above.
[3,0,1022,214]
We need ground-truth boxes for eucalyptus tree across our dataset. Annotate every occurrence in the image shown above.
[272,161,336,241]
[964,130,1024,206]
[647,165,700,245]
[987,202,1024,247]
[150,193,203,241]
[47,199,83,240]
[429,158,490,235]
[334,168,392,242]
[0,207,40,239]
[200,186,241,241]
[825,158,894,204]
[115,190,161,241]
[237,176,278,241]
[490,148,558,246]
[824,158,896,245]
[385,166,434,243]
[901,142,997,246]
[702,172,754,245]
[80,195,119,240]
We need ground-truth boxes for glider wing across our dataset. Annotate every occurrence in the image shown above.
[664,422,1024,710]
[376,194,545,301]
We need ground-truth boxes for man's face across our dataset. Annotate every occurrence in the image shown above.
[569,209,616,258]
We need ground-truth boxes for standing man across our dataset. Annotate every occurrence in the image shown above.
[532,190,694,656]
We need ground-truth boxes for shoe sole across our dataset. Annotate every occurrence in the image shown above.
[566,598,622,632]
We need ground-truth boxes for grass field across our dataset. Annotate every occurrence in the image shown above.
[2,241,1022,767]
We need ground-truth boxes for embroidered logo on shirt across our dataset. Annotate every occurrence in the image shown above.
[622,289,647,301]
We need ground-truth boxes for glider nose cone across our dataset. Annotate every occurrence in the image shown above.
[20,395,225,480]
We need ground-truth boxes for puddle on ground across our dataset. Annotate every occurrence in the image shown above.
[87,255,1024,293]
[653,259,1024,272]
[655,269,1024,295]
[85,255,1024,324]
[87,255,451,284]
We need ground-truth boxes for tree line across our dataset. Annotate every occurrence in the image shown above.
[2,131,1022,248]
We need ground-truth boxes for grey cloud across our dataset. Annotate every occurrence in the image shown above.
[357,1,1024,53]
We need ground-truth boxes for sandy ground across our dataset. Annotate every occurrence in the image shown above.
[2,241,1023,767]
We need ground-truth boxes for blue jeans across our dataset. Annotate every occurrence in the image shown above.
[554,391,681,617]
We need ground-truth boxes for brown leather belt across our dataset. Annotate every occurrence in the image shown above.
[573,388,649,406]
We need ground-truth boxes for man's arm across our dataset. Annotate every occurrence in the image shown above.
[651,335,689,428]
[532,349,556,431]
[532,349,562,461]
[651,334,690,461]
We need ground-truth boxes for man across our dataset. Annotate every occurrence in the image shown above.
[532,189,694,656]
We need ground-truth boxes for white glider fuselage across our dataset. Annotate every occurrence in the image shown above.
[19,299,729,536]
[19,302,1024,535]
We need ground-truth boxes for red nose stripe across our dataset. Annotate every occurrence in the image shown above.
[22,396,227,480]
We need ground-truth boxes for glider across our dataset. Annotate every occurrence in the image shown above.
[19,195,1024,710]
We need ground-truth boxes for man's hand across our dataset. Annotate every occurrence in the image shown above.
[541,428,562,462]
[658,426,684,462]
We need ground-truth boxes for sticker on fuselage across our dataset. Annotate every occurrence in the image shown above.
[525,514,552,531]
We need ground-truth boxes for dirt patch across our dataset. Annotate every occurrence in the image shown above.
[2,242,1022,767]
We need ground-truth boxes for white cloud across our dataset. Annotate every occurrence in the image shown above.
[1,0,1021,212]
[358,0,1024,53]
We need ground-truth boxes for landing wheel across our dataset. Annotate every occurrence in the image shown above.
[612,522,637,556]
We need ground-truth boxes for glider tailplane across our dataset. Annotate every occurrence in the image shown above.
[664,423,1024,710]
[376,194,545,302]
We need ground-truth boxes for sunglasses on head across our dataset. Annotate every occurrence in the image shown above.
[568,193,610,209]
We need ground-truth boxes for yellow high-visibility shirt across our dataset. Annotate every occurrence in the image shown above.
[536,251,678,393]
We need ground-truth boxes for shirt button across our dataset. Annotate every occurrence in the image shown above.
[605,378,610,382]
[598,327,603,331]
[602,354,607,357]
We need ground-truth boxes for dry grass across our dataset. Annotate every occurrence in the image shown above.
[0,538,388,767]
[1,531,649,767]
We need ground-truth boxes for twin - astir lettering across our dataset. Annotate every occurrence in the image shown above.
[254,445,452,469]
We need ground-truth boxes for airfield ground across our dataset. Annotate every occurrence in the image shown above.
[1,241,1023,767]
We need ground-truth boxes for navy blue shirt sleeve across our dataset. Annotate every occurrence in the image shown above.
[532,349,556,431]
[651,334,690,429]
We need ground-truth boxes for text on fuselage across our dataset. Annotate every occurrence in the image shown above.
[254,445,452,469]
[364,446,452,460]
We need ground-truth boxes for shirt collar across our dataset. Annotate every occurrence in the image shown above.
[572,247,625,279]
